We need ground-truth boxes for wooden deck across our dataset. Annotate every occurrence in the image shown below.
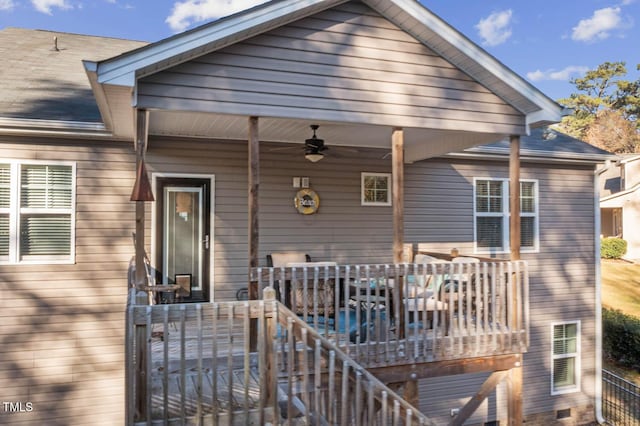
[126,260,529,425]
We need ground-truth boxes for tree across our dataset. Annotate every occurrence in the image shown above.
[585,109,639,153]
[556,61,640,153]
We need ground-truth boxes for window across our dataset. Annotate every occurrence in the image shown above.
[474,178,538,253]
[551,321,581,395]
[361,172,391,206]
[0,162,75,264]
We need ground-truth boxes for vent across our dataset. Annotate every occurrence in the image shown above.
[557,408,571,419]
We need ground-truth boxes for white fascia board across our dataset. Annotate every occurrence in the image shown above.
[0,117,126,140]
[83,60,114,132]
[95,0,345,87]
[619,155,640,164]
[370,0,563,120]
[0,117,106,132]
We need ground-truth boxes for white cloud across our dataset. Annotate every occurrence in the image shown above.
[0,0,15,11]
[31,0,72,14]
[571,7,622,41]
[526,66,589,82]
[166,0,269,32]
[475,9,513,46]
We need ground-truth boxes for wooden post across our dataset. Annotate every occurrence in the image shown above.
[248,116,260,277]
[508,135,523,425]
[248,116,260,351]
[263,287,277,408]
[509,135,521,261]
[392,128,404,264]
[391,128,405,340]
[134,293,148,421]
[134,109,149,289]
[132,109,150,421]
[403,372,419,408]
[508,363,523,426]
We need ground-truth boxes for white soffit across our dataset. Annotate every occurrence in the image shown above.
[148,110,498,163]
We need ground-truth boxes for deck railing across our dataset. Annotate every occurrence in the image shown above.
[125,288,436,425]
[251,260,530,365]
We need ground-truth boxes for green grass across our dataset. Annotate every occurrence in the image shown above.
[601,260,640,318]
[601,259,640,385]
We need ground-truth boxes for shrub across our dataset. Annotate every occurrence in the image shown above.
[603,308,640,369]
[601,237,627,259]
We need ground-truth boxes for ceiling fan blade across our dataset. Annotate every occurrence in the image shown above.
[268,145,302,152]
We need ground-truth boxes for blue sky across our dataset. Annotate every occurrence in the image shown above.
[1,0,638,101]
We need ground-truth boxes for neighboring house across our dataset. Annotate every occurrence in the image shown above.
[0,0,614,424]
[600,154,640,261]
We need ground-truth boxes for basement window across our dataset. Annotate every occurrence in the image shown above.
[551,321,581,395]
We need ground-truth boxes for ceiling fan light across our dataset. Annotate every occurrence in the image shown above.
[305,152,324,162]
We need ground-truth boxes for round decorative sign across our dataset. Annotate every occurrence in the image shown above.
[294,188,320,215]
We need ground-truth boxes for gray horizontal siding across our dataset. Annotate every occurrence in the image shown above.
[0,137,135,425]
[406,158,598,421]
[138,2,525,134]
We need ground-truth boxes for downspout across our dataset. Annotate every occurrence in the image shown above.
[594,160,611,425]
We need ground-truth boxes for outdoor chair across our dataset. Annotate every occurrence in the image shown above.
[266,252,311,306]
[267,254,372,342]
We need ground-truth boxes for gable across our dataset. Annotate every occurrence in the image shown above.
[138,2,525,136]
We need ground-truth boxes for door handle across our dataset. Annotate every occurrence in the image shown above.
[203,234,210,250]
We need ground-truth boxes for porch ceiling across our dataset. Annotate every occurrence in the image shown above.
[148,109,504,162]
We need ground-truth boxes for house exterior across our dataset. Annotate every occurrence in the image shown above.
[600,154,640,261]
[0,0,614,424]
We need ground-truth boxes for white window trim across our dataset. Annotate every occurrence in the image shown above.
[361,172,392,206]
[473,177,539,255]
[0,160,76,265]
[550,320,581,396]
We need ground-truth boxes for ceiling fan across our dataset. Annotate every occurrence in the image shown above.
[304,124,327,162]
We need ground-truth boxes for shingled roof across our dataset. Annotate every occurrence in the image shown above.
[466,127,615,162]
[0,27,146,123]
[0,27,612,162]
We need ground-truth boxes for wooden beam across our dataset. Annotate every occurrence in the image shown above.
[370,354,521,383]
[450,370,509,426]
[509,135,521,261]
[134,109,149,288]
